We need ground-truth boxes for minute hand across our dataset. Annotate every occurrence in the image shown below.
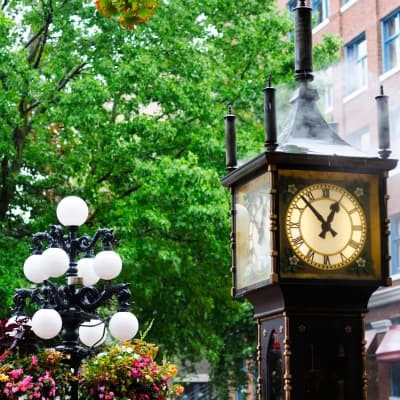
[300,195,326,223]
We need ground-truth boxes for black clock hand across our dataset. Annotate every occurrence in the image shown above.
[319,202,340,238]
[300,195,326,224]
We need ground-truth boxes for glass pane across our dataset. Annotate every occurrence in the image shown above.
[387,17,399,39]
[359,57,367,86]
[347,45,355,61]
[396,241,400,271]
[392,362,400,396]
[313,0,323,24]
[268,331,283,400]
[358,40,367,58]
[235,173,272,289]
[387,40,398,70]
[345,38,367,93]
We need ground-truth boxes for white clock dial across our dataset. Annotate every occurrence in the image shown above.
[285,183,367,270]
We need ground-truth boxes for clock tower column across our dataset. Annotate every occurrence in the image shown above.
[221,1,397,399]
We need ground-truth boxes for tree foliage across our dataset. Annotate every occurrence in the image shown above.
[0,0,340,396]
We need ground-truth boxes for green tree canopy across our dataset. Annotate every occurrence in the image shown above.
[0,0,340,395]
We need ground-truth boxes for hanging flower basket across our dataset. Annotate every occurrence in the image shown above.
[79,339,184,399]
[95,0,159,30]
[0,348,73,399]
[0,319,184,399]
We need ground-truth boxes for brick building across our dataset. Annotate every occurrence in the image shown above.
[275,0,400,398]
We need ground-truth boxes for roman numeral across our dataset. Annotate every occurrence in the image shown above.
[322,188,330,198]
[352,225,362,231]
[349,240,360,249]
[292,236,304,248]
[306,249,315,261]
[289,222,300,229]
[304,190,315,201]
[323,255,331,266]
[348,208,358,215]
[340,252,347,262]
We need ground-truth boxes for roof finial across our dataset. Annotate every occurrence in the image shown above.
[294,0,313,82]
[225,104,237,172]
[376,85,391,159]
[264,77,278,151]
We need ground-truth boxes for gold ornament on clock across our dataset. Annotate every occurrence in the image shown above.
[285,183,367,270]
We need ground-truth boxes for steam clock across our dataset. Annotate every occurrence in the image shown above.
[221,2,397,399]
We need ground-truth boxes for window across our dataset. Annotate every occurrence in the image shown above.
[313,0,329,25]
[392,362,400,396]
[181,382,213,400]
[346,127,370,154]
[287,0,329,27]
[315,67,333,113]
[390,108,400,157]
[382,10,400,73]
[345,34,367,95]
[391,214,400,276]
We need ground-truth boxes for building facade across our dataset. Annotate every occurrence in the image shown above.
[275,0,400,398]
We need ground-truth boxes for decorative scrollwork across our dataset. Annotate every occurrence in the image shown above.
[30,226,115,266]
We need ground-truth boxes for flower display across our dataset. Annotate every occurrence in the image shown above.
[79,339,184,399]
[0,348,73,399]
[95,0,158,30]
[0,318,182,399]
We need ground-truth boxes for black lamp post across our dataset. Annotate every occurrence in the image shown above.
[12,196,139,399]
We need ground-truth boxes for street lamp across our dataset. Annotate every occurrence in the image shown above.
[12,196,139,399]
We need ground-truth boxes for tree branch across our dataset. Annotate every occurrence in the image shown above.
[56,62,88,91]
[1,0,9,10]
[118,185,142,199]
[24,62,88,114]
[27,7,53,69]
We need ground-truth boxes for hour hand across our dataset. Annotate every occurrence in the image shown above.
[300,195,325,223]
[319,202,340,238]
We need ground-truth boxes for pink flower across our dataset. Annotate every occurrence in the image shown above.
[10,368,24,379]
[131,368,141,378]
[31,355,38,366]
[18,375,33,392]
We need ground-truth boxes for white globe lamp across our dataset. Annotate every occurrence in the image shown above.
[79,319,106,347]
[109,311,139,341]
[23,254,48,283]
[77,258,99,286]
[31,309,62,339]
[93,250,122,280]
[41,247,69,278]
[56,196,89,227]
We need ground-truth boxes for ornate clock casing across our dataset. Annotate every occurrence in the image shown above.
[224,152,397,299]
[279,168,382,281]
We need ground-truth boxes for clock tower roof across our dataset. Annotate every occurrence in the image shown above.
[275,0,366,157]
[277,82,365,157]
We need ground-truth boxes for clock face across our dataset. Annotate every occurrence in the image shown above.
[235,172,272,290]
[285,183,367,270]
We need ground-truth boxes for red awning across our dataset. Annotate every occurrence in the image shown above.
[376,325,400,362]
[364,329,376,351]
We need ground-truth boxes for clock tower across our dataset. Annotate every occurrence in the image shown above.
[221,1,397,399]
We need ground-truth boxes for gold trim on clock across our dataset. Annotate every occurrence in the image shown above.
[285,183,367,270]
